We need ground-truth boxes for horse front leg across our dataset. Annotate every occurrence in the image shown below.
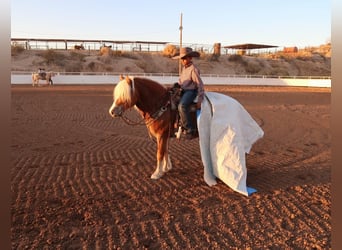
[151,135,170,179]
[163,153,172,173]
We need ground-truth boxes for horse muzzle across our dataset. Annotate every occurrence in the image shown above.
[109,105,123,118]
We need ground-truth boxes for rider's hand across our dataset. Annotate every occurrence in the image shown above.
[173,82,181,89]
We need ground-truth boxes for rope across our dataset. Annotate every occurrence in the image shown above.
[120,100,170,126]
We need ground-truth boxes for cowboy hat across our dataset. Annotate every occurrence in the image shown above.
[172,47,200,59]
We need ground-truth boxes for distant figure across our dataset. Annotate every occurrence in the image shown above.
[32,71,54,86]
[102,43,112,49]
[38,68,46,78]
[74,44,85,50]
[99,44,113,56]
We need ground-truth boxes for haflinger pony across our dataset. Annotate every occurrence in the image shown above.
[108,75,264,196]
[31,72,54,86]
[109,75,179,179]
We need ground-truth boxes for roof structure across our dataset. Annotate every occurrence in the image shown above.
[223,43,278,50]
[11,38,168,51]
[11,38,168,45]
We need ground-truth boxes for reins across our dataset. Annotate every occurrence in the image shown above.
[120,93,172,127]
[119,112,146,126]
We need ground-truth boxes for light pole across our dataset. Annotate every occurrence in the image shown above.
[179,13,183,75]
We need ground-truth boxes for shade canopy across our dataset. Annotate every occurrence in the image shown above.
[223,43,278,50]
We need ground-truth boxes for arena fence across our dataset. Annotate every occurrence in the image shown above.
[11,72,331,88]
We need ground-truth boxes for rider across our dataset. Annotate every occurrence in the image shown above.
[173,47,204,139]
[38,68,46,78]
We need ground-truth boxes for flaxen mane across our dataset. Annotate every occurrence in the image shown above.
[114,77,134,106]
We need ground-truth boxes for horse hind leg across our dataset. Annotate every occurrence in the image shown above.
[151,150,172,179]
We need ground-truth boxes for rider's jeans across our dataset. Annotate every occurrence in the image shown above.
[178,89,197,133]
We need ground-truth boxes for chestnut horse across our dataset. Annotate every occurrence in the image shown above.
[109,76,179,179]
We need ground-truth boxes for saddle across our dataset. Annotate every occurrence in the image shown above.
[39,72,46,79]
[169,83,199,139]
[169,83,197,109]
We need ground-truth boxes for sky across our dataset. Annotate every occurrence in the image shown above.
[11,0,331,48]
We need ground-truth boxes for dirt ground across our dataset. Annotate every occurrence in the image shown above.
[11,84,331,249]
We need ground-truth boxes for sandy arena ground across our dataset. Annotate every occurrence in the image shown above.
[11,84,331,249]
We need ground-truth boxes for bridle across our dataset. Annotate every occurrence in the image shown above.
[118,79,172,126]
[120,100,170,126]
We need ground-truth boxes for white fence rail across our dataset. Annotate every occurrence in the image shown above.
[11,72,331,88]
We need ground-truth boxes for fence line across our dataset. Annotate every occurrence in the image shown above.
[11,71,331,79]
[11,72,331,88]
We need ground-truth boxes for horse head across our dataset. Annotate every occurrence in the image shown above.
[109,75,136,117]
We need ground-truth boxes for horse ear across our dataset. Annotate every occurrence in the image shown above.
[119,74,124,81]
[125,75,132,84]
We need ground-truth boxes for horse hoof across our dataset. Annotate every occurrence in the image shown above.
[151,172,163,180]
[163,165,172,173]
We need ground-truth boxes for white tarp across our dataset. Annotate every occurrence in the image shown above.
[197,92,264,196]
